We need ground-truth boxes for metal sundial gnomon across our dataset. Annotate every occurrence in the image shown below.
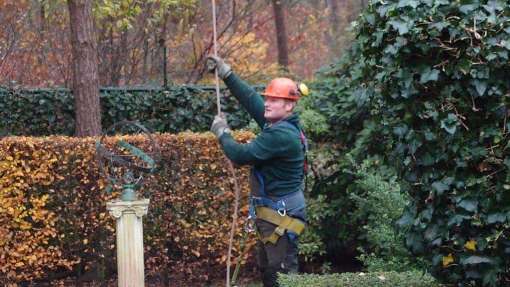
[95,120,161,201]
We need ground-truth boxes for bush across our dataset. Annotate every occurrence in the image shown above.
[278,271,441,287]
[0,86,254,136]
[348,156,419,272]
[309,0,510,285]
[0,132,255,284]
[296,139,414,271]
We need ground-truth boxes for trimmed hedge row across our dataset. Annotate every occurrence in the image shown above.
[278,271,441,287]
[0,86,257,136]
[0,132,254,284]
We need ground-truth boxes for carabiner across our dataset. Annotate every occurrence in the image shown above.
[277,200,287,217]
[245,215,256,233]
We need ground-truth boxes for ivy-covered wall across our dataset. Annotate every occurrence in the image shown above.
[0,86,261,136]
[307,0,510,285]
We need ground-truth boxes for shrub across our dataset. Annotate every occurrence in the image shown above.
[0,86,254,136]
[0,132,254,284]
[278,271,441,287]
[309,0,510,285]
[348,156,419,272]
[298,194,331,264]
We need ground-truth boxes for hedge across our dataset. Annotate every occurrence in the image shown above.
[309,0,510,285]
[278,271,441,287]
[0,86,256,137]
[0,132,255,284]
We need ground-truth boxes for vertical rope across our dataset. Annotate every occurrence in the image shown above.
[212,0,221,116]
[226,160,240,287]
[210,1,241,287]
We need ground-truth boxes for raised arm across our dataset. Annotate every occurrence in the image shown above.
[207,56,266,128]
[223,73,265,128]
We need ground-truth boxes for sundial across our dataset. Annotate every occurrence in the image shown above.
[95,120,160,201]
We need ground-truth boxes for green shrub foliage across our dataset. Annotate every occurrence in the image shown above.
[349,156,420,272]
[311,0,510,285]
[278,271,440,287]
[0,86,255,136]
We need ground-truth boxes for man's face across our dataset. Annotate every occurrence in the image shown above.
[264,97,294,123]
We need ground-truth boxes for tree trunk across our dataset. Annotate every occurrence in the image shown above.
[271,0,289,71]
[142,37,149,84]
[327,0,342,58]
[111,30,128,86]
[68,0,101,137]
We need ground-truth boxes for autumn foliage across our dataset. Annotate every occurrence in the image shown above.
[0,132,255,284]
[0,0,364,87]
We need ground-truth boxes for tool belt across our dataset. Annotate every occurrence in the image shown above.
[255,206,305,244]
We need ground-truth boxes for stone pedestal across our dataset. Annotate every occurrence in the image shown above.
[107,199,150,287]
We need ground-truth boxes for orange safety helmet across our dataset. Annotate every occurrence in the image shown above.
[261,77,300,101]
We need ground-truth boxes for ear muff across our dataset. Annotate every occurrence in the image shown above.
[298,83,310,97]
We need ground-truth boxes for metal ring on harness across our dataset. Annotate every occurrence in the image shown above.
[245,215,256,233]
[277,200,286,216]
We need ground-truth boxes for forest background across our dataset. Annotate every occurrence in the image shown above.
[0,0,365,88]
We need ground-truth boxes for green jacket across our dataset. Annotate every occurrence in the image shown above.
[218,73,305,197]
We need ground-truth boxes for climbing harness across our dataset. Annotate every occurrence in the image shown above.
[248,120,308,244]
[255,207,306,244]
[231,121,309,286]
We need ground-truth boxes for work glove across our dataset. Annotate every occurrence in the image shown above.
[210,115,231,138]
[206,55,232,80]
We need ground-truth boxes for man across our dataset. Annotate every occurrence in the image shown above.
[207,56,307,287]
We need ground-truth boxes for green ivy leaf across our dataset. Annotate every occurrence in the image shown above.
[472,80,488,96]
[457,199,478,212]
[487,213,507,224]
[432,181,449,195]
[501,40,510,50]
[364,13,376,26]
[420,68,440,83]
[459,4,479,14]
[448,214,470,227]
[393,124,408,138]
[440,114,459,135]
[424,224,439,241]
[461,256,493,265]
[397,0,419,8]
[389,20,411,35]
[397,210,415,228]
[483,0,504,14]
[406,232,424,254]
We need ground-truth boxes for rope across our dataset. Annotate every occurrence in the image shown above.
[210,1,242,287]
[212,0,221,116]
[225,159,241,287]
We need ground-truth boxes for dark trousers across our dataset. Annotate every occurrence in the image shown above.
[255,219,299,287]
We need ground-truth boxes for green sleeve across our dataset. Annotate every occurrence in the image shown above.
[224,73,266,128]
[218,128,289,165]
